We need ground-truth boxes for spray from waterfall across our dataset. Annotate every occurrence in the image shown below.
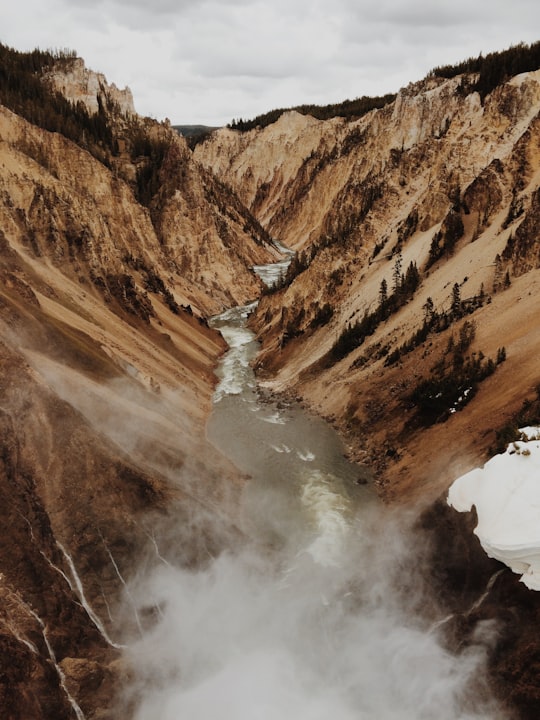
[122,298,506,720]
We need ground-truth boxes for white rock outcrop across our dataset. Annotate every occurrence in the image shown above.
[47,57,135,116]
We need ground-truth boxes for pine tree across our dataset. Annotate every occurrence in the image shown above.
[392,252,403,293]
[423,296,435,324]
[379,278,388,306]
[451,283,462,317]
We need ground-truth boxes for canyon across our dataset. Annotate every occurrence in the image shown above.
[1,43,540,718]
[195,65,540,503]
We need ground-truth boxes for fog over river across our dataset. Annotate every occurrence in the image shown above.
[127,257,506,719]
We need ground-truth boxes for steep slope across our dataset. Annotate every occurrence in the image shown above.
[0,48,273,718]
[2,41,540,718]
[197,62,540,716]
[195,110,337,242]
[198,66,540,503]
[0,46,280,316]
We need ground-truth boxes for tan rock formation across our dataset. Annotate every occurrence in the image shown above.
[47,57,136,117]
[0,52,274,717]
[3,42,540,718]
[197,69,540,504]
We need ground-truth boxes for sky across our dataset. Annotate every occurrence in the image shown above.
[3,1,540,126]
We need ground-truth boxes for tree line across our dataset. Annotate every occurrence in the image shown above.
[229,93,397,132]
[228,41,540,134]
[430,40,540,99]
[0,42,177,209]
[227,41,540,132]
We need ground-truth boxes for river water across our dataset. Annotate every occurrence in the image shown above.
[129,255,505,719]
[207,300,371,563]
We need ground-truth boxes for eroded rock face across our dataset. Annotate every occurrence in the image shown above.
[419,498,540,720]
[0,101,278,318]
[0,59,263,717]
[195,69,540,717]
[0,360,124,719]
[0,292,243,715]
[47,57,136,117]
[198,69,540,504]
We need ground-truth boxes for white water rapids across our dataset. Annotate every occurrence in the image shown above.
[127,256,506,719]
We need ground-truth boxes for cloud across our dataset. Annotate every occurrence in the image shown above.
[176,3,337,81]
[2,0,540,124]
[346,0,483,28]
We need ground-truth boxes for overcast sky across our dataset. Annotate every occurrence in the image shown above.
[3,1,540,125]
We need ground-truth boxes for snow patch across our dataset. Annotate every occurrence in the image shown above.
[448,427,540,590]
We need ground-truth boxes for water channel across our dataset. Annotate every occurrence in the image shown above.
[207,298,372,564]
[131,252,503,719]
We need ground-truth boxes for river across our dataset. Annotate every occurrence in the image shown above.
[207,299,371,563]
[129,254,505,719]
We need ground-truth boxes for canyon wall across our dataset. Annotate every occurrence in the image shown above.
[197,69,540,503]
[0,51,273,718]
[3,44,540,718]
[196,68,540,715]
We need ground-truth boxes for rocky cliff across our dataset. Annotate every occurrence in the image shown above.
[0,47,273,718]
[47,57,136,117]
[3,40,540,718]
[196,66,540,504]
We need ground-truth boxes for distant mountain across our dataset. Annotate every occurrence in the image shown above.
[173,124,220,137]
[173,124,221,148]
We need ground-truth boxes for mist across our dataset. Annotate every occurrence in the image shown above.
[8,291,507,719]
[125,498,504,719]
[115,301,508,719]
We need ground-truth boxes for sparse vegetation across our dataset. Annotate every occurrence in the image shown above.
[500,187,540,278]
[101,273,155,322]
[407,323,504,426]
[490,386,540,456]
[123,254,181,314]
[0,43,117,165]
[426,210,465,268]
[384,276,494,369]
[132,134,172,207]
[328,175,385,248]
[310,303,334,329]
[396,208,419,248]
[329,256,420,363]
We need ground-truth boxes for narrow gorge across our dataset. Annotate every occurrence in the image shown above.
[1,42,540,719]
[127,275,504,719]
